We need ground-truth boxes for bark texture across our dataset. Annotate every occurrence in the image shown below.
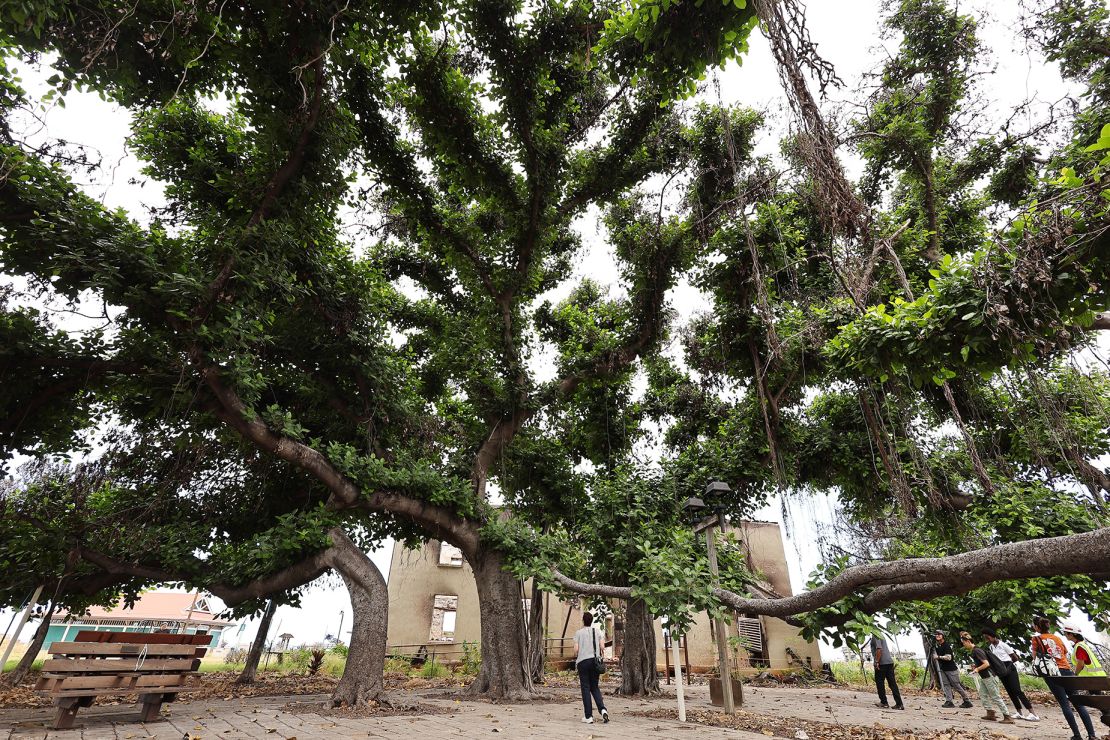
[2,602,54,687]
[238,599,277,684]
[466,550,534,700]
[328,532,389,707]
[619,598,660,696]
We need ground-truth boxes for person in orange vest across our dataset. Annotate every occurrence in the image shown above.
[1031,617,1097,740]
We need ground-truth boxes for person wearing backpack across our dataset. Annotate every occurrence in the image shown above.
[574,612,609,725]
[981,628,1038,721]
[1031,616,1097,740]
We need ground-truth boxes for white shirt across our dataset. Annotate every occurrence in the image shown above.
[990,640,1017,663]
[574,625,604,665]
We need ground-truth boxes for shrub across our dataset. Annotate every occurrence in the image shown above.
[284,648,312,674]
[330,643,349,658]
[308,649,327,676]
[224,648,247,665]
[460,641,482,676]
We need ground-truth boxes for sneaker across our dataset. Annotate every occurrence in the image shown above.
[999,716,1015,724]
[892,705,904,710]
[1024,712,1039,721]
[875,703,890,709]
[941,701,955,708]
[601,709,610,723]
[959,700,974,709]
[582,716,593,724]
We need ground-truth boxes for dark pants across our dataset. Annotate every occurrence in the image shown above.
[577,659,605,719]
[1048,668,1096,738]
[998,663,1032,713]
[874,663,902,707]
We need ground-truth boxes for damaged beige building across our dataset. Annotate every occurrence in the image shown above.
[386,520,822,674]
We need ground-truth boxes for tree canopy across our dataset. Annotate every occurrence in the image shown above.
[1,0,1109,699]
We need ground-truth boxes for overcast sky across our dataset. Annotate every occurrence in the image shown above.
[2,1,1103,657]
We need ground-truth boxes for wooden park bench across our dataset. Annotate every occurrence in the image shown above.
[35,631,210,730]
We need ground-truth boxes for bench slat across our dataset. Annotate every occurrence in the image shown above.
[47,686,189,698]
[37,674,187,692]
[42,658,200,673]
[48,642,199,657]
[73,630,211,646]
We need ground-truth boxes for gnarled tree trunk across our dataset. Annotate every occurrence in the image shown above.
[619,597,660,696]
[2,601,55,687]
[237,599,277,684]
[328,532,389,706]
[466,548,533,700]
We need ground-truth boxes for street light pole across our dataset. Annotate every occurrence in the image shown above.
[704,517,740,711]
[336,611,345,645]
[684,483,740,714]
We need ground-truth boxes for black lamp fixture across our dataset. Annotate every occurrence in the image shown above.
[705,480,731,498]
[682,495,706,524]
[705,480,732,525]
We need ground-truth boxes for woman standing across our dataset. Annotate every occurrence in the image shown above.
[1031,617,1097,740]
[574,612,610,725]
[980,628,1038,721]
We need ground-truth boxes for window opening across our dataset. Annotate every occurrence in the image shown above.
[429,595,458,641]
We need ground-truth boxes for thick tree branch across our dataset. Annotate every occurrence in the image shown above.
[552,527,1110,623]
[76,527,388,608]
[77,545,334,606]
[194,353,479,553]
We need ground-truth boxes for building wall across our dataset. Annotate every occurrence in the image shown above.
[737,521,823,671]
[387,520,822,674]
[386,541,483,655]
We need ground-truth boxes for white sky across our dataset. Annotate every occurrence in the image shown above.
[2,1,1104,658]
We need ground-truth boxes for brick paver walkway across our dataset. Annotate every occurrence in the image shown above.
[0,683,1091,739]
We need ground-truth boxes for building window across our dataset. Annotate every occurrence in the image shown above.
[429,595,458,642]
[438,542,464,567]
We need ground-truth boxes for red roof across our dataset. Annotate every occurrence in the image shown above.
[58,591,230,625]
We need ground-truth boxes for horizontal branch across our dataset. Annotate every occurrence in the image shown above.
[552,527,1110,623]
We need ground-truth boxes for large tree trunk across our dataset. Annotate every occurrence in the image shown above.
[466,549,534,700]
[328,533,389,706]
[619,597,660,696]
[2,602,54,687]
[237,599,277,684]
[526,581,545,685]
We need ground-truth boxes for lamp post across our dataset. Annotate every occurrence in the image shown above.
[684,482,740,713]
[336,611,345,646]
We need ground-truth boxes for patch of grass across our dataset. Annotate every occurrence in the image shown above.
[1017,672,1048,692]
[419,658,449,679]
[197,662,241,673]
[384,656,414,674]
[2,658,43,672]
[830,661,956,690]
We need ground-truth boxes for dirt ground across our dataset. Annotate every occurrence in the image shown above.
[3,671,1106,740]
